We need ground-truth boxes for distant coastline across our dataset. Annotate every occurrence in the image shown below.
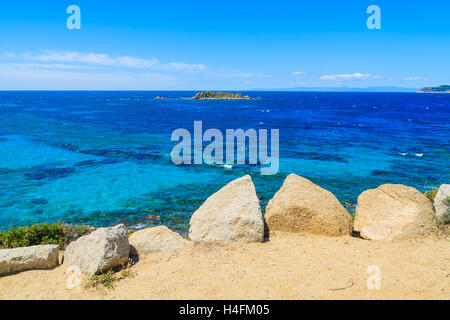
[417,85,450,93]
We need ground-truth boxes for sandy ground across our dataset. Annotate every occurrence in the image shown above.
[1,232,449,300]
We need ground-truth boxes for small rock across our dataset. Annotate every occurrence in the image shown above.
[129,226,188,256]
[0,245,59,275]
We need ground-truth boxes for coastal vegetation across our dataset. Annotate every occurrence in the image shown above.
[0,223,93,249]
[85,269,115,290]
[84,269,133,290]
[424,189,438,202]
[0,223,65,249]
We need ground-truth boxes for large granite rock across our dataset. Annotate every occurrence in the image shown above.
[189,175,264,242]
[434,184,450,219]
[265,174,353,236]
[0,245,59,275]
[354,184,438,241]
[129,226,188,256]
[64,224,130,275]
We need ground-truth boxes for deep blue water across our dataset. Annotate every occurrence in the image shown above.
[0,91,449,234]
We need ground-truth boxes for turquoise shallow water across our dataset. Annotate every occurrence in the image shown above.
[0,91,449,234]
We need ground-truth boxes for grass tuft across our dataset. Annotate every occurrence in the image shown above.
[84,269,133,290]
[424,189,438,202]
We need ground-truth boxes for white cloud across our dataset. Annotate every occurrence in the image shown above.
[13,50,210,74]
[0,49,269,89]
[0,51,183,89]
[210,72,266,78]
[115,56,159,68]
[159,62,206,71]
[292,71,304,75]
[0,65,179,90]
[0,52,17,59]
[402,76,421,81]
[0,62,91,70]
[320,73,378,81]
[22,50,159,68]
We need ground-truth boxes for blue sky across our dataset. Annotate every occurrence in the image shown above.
[0,0,449,90]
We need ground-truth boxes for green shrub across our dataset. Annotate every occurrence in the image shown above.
[116,269,132,281]
[85,269,116,290]
[0,223,65,248]
[84,269,133,290]
[424,189,438,202]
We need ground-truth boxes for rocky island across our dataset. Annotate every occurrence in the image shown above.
[192,91,253,100]
[417,85,450,93]
[152,92,254,101]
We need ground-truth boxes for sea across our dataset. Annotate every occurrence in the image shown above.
[0,91,448,234]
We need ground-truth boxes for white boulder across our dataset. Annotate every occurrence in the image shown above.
[189,175,264,242]
[434,184,450,219]
[354,184,438,241]
[63,224,130,275]
[265,174,353,236]
[0,244,59,275]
